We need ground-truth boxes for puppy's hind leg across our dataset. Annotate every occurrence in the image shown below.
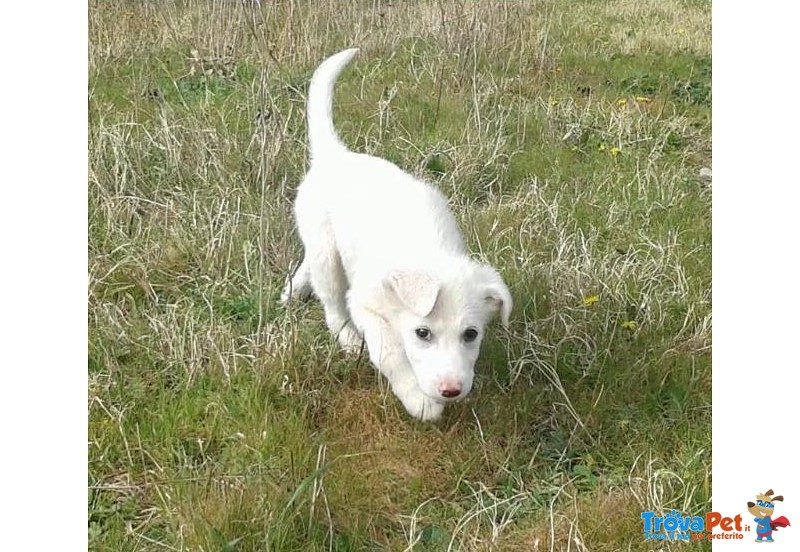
[292,179,361,352]
[280,257,313,305]
[306,233,362,353]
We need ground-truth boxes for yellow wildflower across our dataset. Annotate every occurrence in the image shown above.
[582,295,600,306]
[621,320,637,330]
[550,98,559,106]
[598,144,607,152]
[616,98,628,107]
[634,96,651,103]
[610,147,621,157]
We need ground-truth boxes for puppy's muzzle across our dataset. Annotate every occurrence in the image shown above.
[438,382,463,399]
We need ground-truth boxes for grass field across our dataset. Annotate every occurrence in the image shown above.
[88,1,712,550]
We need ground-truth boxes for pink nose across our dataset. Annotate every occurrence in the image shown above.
[439,383,462,398]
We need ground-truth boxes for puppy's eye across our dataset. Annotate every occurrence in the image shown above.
[463,328,479,342]
[414,327,431,340]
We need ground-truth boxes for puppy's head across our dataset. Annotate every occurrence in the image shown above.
[373,261,511,403]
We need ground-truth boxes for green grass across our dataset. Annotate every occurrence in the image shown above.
[89,1,711,550]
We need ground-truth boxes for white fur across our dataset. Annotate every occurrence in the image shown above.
[281,48,512,421]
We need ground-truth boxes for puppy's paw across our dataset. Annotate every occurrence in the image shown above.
[337,324,364,354]
[397,390,444,422]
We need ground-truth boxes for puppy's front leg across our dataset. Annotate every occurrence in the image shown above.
[356,313,444,421]
[386,359,445,422]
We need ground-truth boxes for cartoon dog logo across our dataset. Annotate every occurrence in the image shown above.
[747,489,791,543]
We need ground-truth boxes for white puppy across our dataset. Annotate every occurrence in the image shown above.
[281,49,512,421]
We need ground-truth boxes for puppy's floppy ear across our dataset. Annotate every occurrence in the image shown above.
[476,265,512,327]
[383,270,441,317]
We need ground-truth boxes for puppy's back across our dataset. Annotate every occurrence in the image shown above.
[303,49,467,269]
[320,152,466,268]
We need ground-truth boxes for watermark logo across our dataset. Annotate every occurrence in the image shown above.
[746,489,791,543]
[640,510,746,541]
[640,487,792,542]
[641,510,705,541]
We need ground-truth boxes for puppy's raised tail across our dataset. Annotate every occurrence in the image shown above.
[307,48,359,160]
